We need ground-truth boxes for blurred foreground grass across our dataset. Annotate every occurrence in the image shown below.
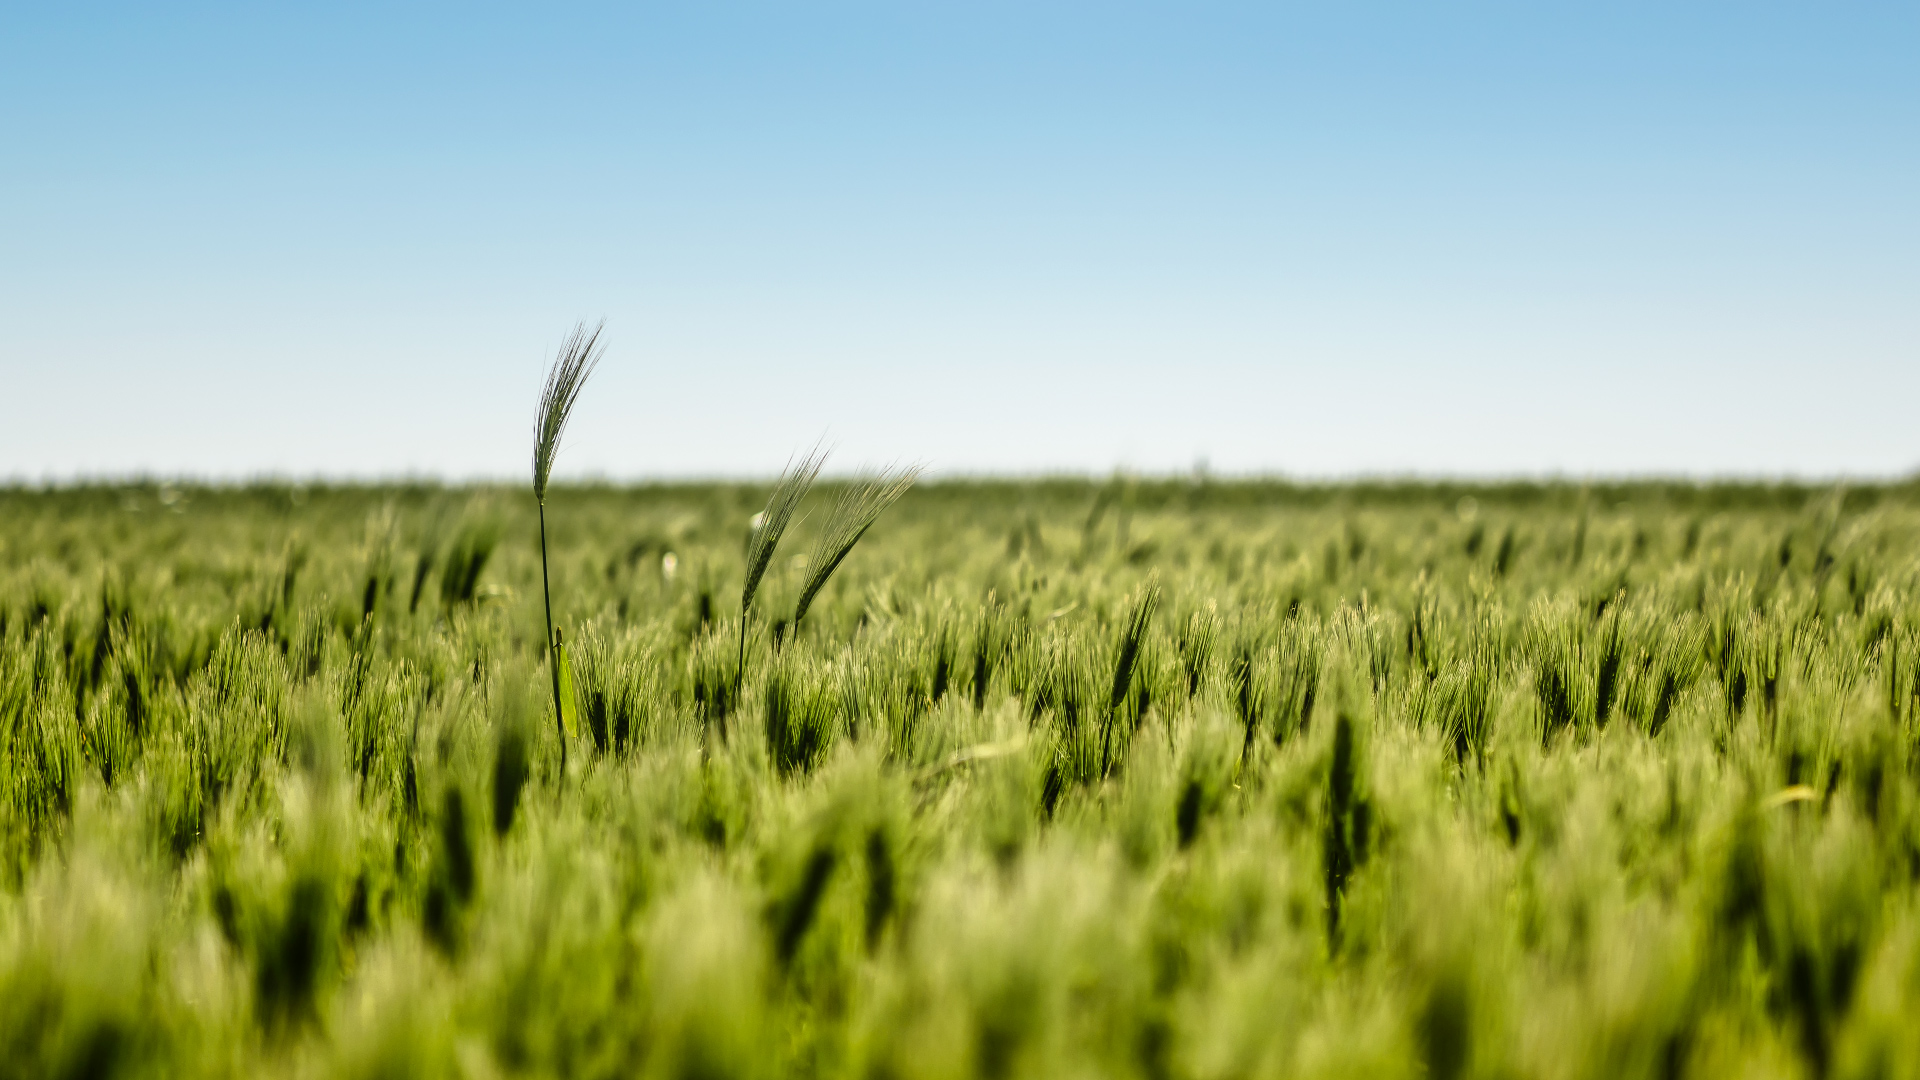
[5,478,1920,1079]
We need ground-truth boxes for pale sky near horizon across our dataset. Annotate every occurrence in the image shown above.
[2,3,1916,481]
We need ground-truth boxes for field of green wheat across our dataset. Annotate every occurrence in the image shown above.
[5,477,1920,1079]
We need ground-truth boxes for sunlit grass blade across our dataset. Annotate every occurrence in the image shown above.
[555,631,579,739]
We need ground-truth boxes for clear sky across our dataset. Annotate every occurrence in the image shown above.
[3,3,1916,481]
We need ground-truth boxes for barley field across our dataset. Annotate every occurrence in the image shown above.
[5,478,1920,1079]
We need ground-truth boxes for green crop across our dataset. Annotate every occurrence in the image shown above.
[3,477,1920,1078]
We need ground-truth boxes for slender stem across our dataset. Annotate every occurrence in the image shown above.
[539,499,566,775]
[727,606,747,744]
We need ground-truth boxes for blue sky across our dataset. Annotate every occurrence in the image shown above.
[2,3,1916,479]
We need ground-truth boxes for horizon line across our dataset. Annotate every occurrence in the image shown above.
[6,468,1919,491]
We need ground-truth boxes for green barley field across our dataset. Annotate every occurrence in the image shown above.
[6,477,1920,1079]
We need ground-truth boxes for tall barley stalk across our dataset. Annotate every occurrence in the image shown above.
[729,446,826,741]
[531,320,605,770]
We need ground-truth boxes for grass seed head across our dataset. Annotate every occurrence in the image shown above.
[743,445,828,617]
[531,320,606,503]
[793,464,923,626]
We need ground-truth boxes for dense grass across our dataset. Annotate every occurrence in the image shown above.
[4,477,1920,1079]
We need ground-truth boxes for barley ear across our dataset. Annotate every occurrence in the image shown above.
[793,464,923,627]
[742,444,828,618]
[531,320,606,503]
